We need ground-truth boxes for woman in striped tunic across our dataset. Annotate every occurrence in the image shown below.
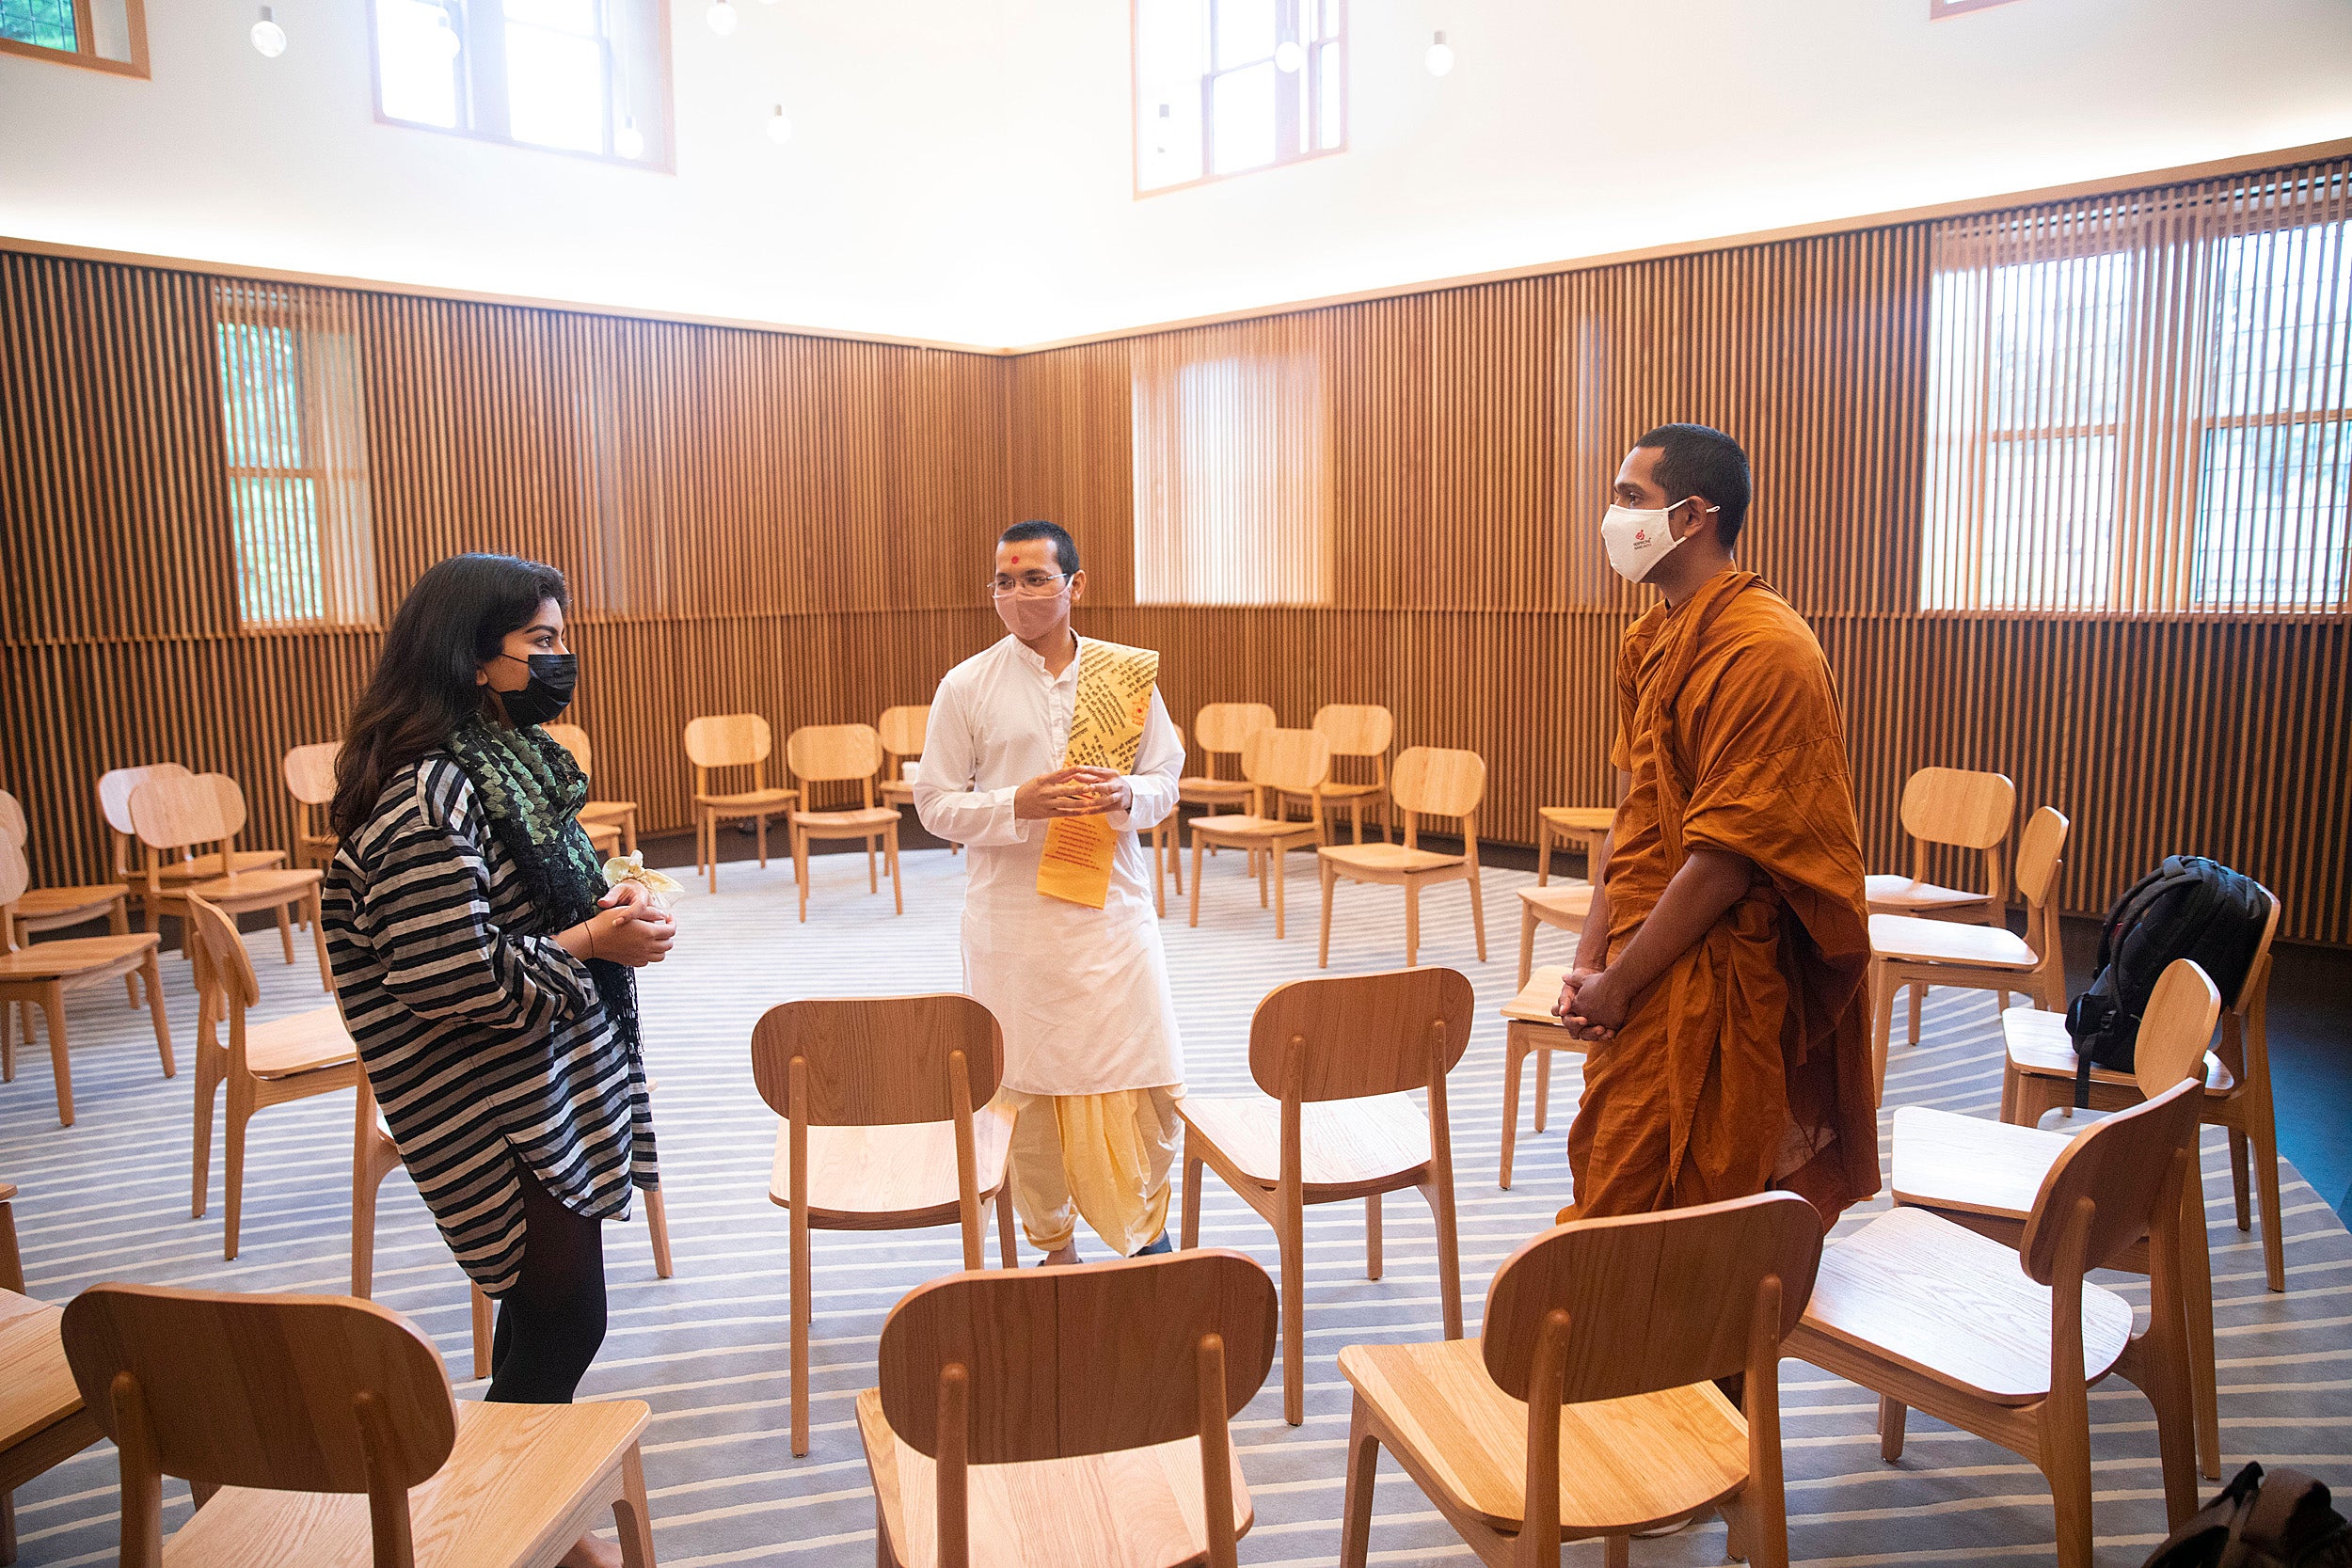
[324,555,673,1564]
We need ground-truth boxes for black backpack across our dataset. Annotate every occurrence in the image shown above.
[2064,856,2268,1109]
[2142,1463,2352,1567]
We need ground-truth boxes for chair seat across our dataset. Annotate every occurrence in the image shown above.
[792,807,900,831]
[173,868,322,907]
[1288,781,1384,802]
[1864,873,1994,914]
[13,884,128,925]
[1189,816,1320,848]
[1890,1106,2066,1219]
[1502,966,1574,1026]
[1539,806,1615,833]
[1320,843,1463,877]
[1178,1093,1430,1196]
[878,781,915,802]
[1868,911,2036,969]
[1517,884,1593,926]
[857,1387,1250,1568]
[697,788,798,811]
[0,1288,86,1460]
[242,1006,360,1080]
[770,1111,1013,1225]
[0,931,158,981]
[2001,1007,2233,1094]
[583,822,623,853]
[579,800,637,824]
[1796,1206,2134,1404]
[141,850,286,884]
[1178,777,1254,804]
[1339,1337,1746,1535]
[154,1396,650,1567]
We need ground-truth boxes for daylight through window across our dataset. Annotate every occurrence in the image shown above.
[0,0,146,74]
[372,0,672,168]
[1135,0,1345,195]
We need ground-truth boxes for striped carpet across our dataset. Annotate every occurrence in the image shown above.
[4,847,2346,1567]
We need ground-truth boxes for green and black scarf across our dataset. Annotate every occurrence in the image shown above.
[447,717,642,1060]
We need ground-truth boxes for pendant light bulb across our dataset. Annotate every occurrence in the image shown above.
[429,10,461,59]
[766,103,794,144]
[707,0,738,36]
[1424,29,1454,77]
[249,5,287,57]
[615,117,645,159]
[1273,39,1305,72]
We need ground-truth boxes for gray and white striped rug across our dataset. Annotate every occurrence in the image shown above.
[3,847,2346,1566]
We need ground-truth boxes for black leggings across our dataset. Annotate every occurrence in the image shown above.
[485,1161,609,1404]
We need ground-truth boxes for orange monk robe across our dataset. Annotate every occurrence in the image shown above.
[1565,569,1881,1227]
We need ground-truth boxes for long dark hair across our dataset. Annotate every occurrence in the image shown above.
[332,553,569,838]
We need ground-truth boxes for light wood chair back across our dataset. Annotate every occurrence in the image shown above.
[1391,747,1486,823]
[279,744,340,806]
[877,705,930,759]
[787,723,884,785]
[0,834,28,906]
[2011,806,2070,961]
[1248,967,1473,1102]
[751,994,1003,1128]
[2129,960,2226,1099]
[684,713,774,771]
[877,1249,1278,1462]
[130,772,246,861]
[542,723,594,774]
[2232,886,2281,1017]
[2022,1078,2203,1284]
[1241,728,1330,797]
[1194,703,1277,759]
[59,1282,457,1497]
[0,789,25,848]
[180,895,263,1018]
[1481,1190,1822,1403]
[1899,767,2015,881]
[99,764,194,874]
[1313,704,1393,758]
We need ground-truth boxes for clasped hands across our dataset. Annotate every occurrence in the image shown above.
[1552,965,1631,1043]
[1014,766,1133,820]
[586,879,675,967]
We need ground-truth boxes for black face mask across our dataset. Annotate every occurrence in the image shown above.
[496,652,578,727]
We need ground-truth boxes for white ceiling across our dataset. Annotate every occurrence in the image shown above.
[4,0,2350,348]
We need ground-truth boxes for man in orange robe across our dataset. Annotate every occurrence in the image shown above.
[1557,423,1880,1227]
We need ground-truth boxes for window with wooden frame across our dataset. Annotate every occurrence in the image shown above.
[1134,0,1345,197]
[0,0,148,75]
[211,281,380,631]
[369,0,673,170]
[1921,163,2352,614]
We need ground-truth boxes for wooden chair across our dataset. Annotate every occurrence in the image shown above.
[1178,702,1277,826]
[786,723,903,921]
[584,819,624,857]
[279,742,341,874]
[1179,967,1470,1425]
[1785,1080,2206,1568]
[859,1250,1277,1568]
[1535,805,1613,887]
[99,765,285,929]
[130,771,331,990]
[538,723,634,858]
[1150,721,1186,917]
[1867,767,2018,1038]
[59,1282,658,1568]
[1897,960,2230,1479]
[1499,965,1586,1190]
[181,894,359,1260]
[751,994,1017,1456]
[1516,881,1591,989]
[2,1283,103,1568]
[352,1074,675,1385]
[684,713,799,894]
[0,789,133,954]
[1186,729,1329,940]
[1279,704,1394,844]
[1339,1191,1823,1568]
[1,836,172,1128]
[0,1184,16,1296]
[1316,746,1488,969]
[874,705,927,813]
[1868,805,2070,1101]
[2002,882,2290,1294]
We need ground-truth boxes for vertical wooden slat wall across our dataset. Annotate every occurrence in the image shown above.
[4,150,2347,945]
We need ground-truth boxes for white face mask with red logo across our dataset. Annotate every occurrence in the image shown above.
[1599,497,1717,583]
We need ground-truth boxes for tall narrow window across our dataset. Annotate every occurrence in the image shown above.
[213,282,379,630]
[370,0,674,169]
[0,0,147,75]
[1135,0,1345,196]
[1132,321,1332,605]
[1922,163,2352,614]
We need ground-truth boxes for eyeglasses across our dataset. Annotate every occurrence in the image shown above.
[989,572,1068,597]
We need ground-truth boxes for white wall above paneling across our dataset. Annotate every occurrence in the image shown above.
[5,0,2349,347]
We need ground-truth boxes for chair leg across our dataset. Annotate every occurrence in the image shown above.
[1279,1193,1305,1424]
[866,835,878,895]
[791,1203,812,1456]
[275,901,295,964]
[1188,836,1204,927]
[1869,961,1895,1105]
[1467,867,1486,961]
[190,1049,221,1218]
[352,1119,379,1299]
[887,827,903,916]
[794,828,809,923]
[1500,1036,1524,1189]
[646,1186,675,1279]
[2180,1169,2220,1479]
[757,812,771,869]
[224,1078,253,1260]
[1534,1045,1552,1133]
[1518,903,1536,989]
[2042,1400,2097,1568]
[996,1186,1017,1267]
[2250,1122,2287,1293]
[308,891,332,989]
[1999,1059,2023,1124]
[142,951,174,1076]
[1272,845,1288,939]
[613,1445,657,1568]
[1317,860,1335,969]
[1258,844,1269,909]
[1364,1193,1381,1280]
[1426,1172,1464,1341]
[1604,1538,1629,1568]
[470,1285,493,1382]
[2228,1128,2251,1232]
[1536,829,1552,888]
[41,988,72,1128]
[1404,882,1420,968]
[1182,1154,1202,1249]
[1878,1395,1907,1460]
[1908,979,1924,1046]
[1337,1398,1380,1568]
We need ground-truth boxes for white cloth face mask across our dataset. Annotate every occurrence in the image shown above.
[1600,497,1717,583]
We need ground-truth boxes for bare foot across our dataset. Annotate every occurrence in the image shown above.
[1041,1243,1082,1267]
[558,1532,623,1568]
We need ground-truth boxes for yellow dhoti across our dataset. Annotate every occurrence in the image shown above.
[995,1085,1183,1256]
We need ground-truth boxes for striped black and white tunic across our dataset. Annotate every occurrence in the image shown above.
[324,755,655,1296]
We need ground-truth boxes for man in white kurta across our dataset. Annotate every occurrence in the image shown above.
[914,521,1186,1263]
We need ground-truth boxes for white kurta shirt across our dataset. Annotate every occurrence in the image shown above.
[914,633,1185,1097]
